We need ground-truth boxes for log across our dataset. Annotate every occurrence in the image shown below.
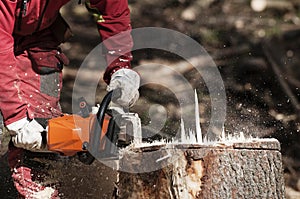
[116,138,285,199]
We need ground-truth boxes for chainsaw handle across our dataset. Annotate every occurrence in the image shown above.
[89,91,113,156]
[96,91,113,127]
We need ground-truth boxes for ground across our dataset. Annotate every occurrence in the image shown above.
[1,0,300,198]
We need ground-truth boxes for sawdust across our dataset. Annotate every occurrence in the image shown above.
[32,187,56,199]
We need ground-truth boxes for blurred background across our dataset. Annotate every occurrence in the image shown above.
[1,0,300,198]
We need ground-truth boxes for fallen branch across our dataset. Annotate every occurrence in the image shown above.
[263,41,300,116]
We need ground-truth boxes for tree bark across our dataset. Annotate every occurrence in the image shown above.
[116,138,285,199]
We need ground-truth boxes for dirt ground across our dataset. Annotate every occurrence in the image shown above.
[1,0,300,198]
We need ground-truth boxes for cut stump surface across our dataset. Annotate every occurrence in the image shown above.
[116,138,285,199]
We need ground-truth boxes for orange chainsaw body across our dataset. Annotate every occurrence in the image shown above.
[47,114,111,156]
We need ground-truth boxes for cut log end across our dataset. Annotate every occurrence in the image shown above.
[116,138,285,199]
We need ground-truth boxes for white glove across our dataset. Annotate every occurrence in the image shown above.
[107,68,140,107]
[7,118,44,150]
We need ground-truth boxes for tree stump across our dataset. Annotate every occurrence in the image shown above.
[116,138,285,199]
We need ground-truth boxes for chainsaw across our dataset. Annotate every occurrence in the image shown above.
[46,91,142,165]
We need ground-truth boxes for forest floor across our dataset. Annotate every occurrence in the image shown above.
[1,0,300,198]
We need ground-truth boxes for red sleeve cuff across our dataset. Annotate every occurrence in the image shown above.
[103,52,132,84]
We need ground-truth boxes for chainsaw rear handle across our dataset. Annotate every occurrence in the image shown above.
[89,91,113,156]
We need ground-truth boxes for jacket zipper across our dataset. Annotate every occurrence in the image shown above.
[34,0,50,32]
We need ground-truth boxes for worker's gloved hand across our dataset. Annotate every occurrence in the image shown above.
[6,118,44,150]
[107,68,140,107]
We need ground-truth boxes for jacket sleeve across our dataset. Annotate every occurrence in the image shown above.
[86,0,134,84]
[0,1,27,125]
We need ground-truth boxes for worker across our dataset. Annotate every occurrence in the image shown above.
[0,0,139,198]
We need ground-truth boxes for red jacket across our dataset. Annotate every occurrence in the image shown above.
[0,0,133,125]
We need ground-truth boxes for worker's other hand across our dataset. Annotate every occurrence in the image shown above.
[107,68,140,107]
[7,118,44,150]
